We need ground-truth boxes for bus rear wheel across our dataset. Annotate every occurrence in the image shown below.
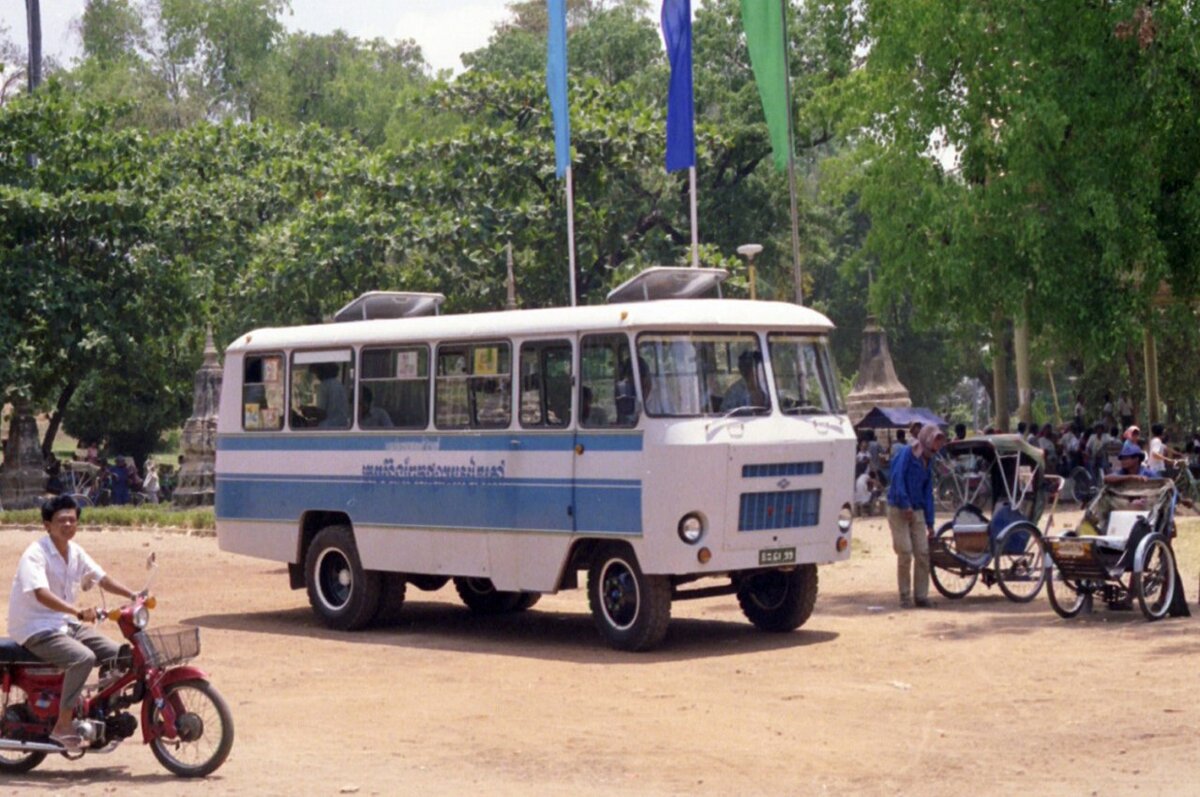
[586,549,671,651]
[737,564,818,632]
[304,525,381,630]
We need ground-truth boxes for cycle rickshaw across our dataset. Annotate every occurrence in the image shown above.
[929,435,1062,603]
[1044,477,1183,621]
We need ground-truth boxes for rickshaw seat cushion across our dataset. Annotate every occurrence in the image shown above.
[1093,511,1148,550]
[989,502,1027,537]
[991,502,1034,555]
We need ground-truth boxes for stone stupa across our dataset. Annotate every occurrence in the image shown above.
[845,315,911,425]
[173,328,223,508]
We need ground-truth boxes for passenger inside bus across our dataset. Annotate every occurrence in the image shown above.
[359,386,394,428]
[314,363,350,428]
[721,350,767,411]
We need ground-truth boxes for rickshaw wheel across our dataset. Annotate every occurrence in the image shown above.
[1133,537,1176,621]
[929,522,978,599]
[994,523,1047,603]
[1047,567,1087,619]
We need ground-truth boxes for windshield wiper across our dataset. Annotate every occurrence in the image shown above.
[719,404,769,420]
[783,404,825,416]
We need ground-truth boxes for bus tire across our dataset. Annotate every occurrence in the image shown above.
[587,548,671,651]
[304,525,381,630]
[453,577,526,614]
[737,564,818,632]
[372,573,408,624]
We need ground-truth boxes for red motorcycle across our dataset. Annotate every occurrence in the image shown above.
[0,561,233,777]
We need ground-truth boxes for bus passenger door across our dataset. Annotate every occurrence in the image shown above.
[488,340,576,591]
[573,334,643,538]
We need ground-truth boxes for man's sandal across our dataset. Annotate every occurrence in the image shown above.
[49,731,83,753]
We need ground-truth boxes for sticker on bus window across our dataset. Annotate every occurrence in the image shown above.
[474,347,499,376]
[396,350,420,378]
[244,403,261,429]
[263,358,281,383]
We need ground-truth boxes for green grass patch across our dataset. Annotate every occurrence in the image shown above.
[0,506,214,530]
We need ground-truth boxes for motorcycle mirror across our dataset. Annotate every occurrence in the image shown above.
[80,572,99,592]
[146,552,157,571]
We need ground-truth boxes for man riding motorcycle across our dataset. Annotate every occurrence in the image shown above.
[7,495,137,753]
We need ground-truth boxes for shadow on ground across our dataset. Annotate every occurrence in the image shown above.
[184,599,839,664]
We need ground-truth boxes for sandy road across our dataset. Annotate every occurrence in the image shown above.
[1,514,1198,796]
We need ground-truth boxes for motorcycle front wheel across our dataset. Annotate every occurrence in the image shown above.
[150,679,234,778]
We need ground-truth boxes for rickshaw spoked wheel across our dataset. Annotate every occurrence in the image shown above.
[993,522,1047,603]
[1047,567,1088,619]
[1133,537,1176,621]
[929,522,979,600]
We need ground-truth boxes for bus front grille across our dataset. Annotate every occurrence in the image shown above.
[738,489,820,531]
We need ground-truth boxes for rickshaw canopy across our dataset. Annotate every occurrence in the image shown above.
[943,434,1048,522]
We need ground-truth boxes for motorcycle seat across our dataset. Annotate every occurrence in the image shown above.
[0,638,43,665]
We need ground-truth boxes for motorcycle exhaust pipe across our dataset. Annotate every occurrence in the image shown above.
[0,738,71,754]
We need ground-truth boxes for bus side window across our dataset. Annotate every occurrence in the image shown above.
[580,334,633,428]
[243,354,284,431]
[290,350,354,430]
[359,346,429,429]
[436,342,512,429]
[520,340,572,428]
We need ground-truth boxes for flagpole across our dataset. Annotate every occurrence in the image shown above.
[688,165,699,267]
[565,165,579,306]
[779,0,803,305]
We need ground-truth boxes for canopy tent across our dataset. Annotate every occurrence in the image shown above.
[854,406,948,430]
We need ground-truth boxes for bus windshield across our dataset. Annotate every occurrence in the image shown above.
[768,333,844,416]
[636,333,768,417]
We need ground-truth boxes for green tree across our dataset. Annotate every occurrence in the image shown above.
[0,83,193,457]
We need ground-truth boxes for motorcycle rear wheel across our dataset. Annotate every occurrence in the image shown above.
[0,695,46,773]
[150,679,234,778]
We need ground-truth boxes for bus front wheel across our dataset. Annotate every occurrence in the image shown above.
[737,564,818,632]
[304,525,381,630]
[587,549,671,651]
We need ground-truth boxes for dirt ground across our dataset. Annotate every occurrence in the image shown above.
[1,512,1198,796]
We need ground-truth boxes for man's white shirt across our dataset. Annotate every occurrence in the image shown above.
[8,536,105,644]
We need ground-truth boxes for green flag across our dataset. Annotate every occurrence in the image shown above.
[741,0,791,171]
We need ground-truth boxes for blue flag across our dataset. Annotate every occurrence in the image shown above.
[661,0,695,172]
[546,0,570,178]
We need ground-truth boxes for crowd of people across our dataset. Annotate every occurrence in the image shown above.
[42,444,170,507]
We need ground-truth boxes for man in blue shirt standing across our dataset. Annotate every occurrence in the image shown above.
[887,424,946,607]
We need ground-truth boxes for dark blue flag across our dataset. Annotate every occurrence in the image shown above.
[662,0,695,172]
[546,0,571,178]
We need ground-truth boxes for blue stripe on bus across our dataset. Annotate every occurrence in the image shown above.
[217,432,643,453]
[215,476,643,535]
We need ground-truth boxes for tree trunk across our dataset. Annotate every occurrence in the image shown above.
[991,313,1010,432]
[1143,326,1159,427]
[40,380,77,461]
[1014,294,1033,428]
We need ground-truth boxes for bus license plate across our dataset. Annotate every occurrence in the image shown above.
[1055,541,1086,558]
[759,547,796,566]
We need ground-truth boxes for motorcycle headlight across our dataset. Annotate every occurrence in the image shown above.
[132,605,150,629]
[838,503,853,533]
[677,513,705,544]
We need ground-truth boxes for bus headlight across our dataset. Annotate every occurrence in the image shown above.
[678,513,705,544]
[838,504,853,533]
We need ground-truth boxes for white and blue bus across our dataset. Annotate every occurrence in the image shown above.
[215,268,855,650]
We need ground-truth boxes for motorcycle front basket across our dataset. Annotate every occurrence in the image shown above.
[137,626,201,668]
